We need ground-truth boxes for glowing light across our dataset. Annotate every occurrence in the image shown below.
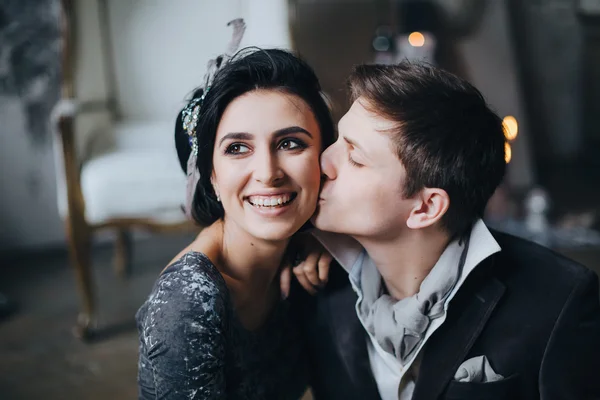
[503,115,518,141]
[373,36,390,52]
[408,32,425,47]
[505,142,512,163]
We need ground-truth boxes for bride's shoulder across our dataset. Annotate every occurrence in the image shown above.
[138,250,229,328]
[161,250,226,296]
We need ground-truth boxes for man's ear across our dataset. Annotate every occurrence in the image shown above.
[406,188,450,229]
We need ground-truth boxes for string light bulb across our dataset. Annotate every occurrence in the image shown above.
[503,115,518,141]
[505,142,512,163]
[408,32,425,47]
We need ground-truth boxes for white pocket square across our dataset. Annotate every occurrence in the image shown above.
[454,355,504,383]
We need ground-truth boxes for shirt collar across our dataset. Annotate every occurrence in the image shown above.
[313,219,501,297]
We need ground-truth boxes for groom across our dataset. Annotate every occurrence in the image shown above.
[291,62,600,399]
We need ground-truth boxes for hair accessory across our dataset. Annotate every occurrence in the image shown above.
[181,91,208,157]
[183,18,246,220]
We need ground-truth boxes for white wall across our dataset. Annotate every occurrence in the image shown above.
[457,0,535,189]
[0,96,64,251]
[107,0,291,121]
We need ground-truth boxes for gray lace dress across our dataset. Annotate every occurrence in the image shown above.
[136,251,308,399]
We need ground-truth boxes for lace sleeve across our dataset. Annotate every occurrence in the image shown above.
[137,257,229,399]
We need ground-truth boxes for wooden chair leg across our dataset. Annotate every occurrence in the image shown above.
[65,218,96,340]
[113,229,133,279]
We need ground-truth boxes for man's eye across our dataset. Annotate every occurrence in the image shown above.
[278,139,306,151]
[348,154,363,167]
[225,143,250,154]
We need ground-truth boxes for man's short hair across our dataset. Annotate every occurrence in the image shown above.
[348,61,507,239]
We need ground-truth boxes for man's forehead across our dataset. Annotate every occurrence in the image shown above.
[340,99,396,134]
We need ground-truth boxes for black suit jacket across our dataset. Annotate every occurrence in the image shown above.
[290,231,600,399]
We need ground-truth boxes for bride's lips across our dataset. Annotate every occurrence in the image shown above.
[244,192,297,217]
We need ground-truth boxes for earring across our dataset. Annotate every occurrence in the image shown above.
[216,194,221,202]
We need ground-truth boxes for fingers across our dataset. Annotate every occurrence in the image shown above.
[302,252,322,287]
[293,264,318,295]
[292,248,334,296]
[287,234,334,296]
[279,264,291,300]
[317,252,332,284]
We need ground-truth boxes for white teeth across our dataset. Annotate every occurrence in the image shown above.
[248,194,294,208]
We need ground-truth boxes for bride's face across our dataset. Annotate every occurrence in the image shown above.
[211,89,322,242]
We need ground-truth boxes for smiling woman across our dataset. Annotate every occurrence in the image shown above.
[212,90,322,241]
[136,46,335,400]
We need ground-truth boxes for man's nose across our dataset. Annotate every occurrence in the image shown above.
[320,144,337,180]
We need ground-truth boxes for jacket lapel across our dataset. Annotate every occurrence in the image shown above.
[327,283,381,399]
[412,257,506,400]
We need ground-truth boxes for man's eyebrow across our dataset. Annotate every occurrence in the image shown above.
[343,135,363,150]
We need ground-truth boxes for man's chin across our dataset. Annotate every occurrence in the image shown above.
[310,208,332,232]
[311,202,348,232]
[309,212,320,228]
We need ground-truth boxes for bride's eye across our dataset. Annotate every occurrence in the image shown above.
[225,143,250,154]
[278,139,306,151]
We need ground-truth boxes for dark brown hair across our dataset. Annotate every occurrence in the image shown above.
[175,48,335,226]
[348,61,506,239]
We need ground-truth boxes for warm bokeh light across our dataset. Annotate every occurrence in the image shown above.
[503,115,519,141]
[505,142,512,163]
[408,32,425,47]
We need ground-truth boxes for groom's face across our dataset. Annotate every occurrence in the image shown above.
[312,98,415,239]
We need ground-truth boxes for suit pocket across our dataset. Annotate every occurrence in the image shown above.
[443,374,520,399]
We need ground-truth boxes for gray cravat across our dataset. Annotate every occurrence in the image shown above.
[359,239,470,364]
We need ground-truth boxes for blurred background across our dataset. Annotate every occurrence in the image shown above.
[1,0,599,398]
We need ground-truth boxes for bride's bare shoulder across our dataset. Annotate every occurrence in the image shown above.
[164,223,223,274]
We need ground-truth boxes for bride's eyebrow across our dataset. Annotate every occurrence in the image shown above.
[272,126,313,139]
[218,126,312,146]
[218,132,253,146]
